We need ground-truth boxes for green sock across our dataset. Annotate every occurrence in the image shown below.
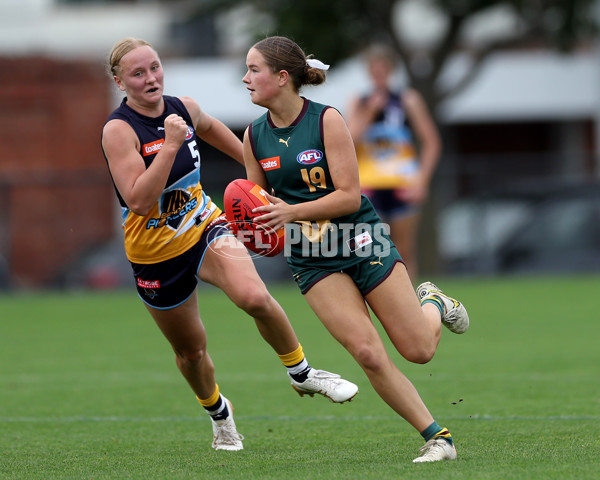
[422,297,444,318]
[420,421,453,446]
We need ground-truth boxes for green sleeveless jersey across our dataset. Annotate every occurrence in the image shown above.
[248,99,391,268]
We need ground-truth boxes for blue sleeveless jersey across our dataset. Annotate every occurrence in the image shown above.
[102,96,220,264]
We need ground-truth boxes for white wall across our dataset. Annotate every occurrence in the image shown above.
[439,51,600,123]
[7,0,600,131]
[158,51,600,129]
[0,0,169,58]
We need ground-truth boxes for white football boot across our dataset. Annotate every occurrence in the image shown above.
[210,396,244,451]
[289,369,358,403]
[417,281,469,334]
[412,438,457,463]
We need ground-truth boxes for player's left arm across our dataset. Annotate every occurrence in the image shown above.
[402,89,441,201]
[316,107,363,215]
[181,96,244,165]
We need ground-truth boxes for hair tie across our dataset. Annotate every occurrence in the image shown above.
[306,58,330,71]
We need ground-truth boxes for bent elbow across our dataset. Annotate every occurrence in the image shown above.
[339,192,361,216]
[128,201,152,217]
[349,193,362,213]
[133,208,151,217]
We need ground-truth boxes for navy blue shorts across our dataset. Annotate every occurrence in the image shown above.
[363,188,419,220]
[130,219,233,310]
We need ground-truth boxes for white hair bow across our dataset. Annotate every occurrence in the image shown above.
[306,58,330,71]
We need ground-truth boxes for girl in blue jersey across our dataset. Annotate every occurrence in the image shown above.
[242,36,469,463]
[101,37,358,452]
[347,44,442,280]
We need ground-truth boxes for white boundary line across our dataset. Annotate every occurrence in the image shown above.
[0,414,598,423]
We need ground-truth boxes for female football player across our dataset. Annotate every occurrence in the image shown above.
[346,44,442,280]
[101,37,358,452]
[241,35,469,463]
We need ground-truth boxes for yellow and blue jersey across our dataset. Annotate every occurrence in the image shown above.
[102,96,220,264]
[356,91,419,189]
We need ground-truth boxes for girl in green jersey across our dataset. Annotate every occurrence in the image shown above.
[242,36,470,463]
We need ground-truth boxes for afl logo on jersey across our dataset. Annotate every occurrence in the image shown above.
[185,126,194,140]
[297,149,323,165]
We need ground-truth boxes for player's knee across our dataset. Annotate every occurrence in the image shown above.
[176,346,208,368]
[403,345,435,364]
[352,344,387,373]
[235,285,272,317]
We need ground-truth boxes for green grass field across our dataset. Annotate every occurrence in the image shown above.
[1,275,599,479]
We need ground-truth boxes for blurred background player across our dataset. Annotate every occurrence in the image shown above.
[346,44,441,280]
[101,37,358,452]
[242,35,468,463]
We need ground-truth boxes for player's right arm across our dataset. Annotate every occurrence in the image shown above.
[242,127,268,189]
[101,114,187,215]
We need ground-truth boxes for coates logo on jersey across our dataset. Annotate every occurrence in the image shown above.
[259,156,281,171]
[185,126,194,140]
[297,149,323,165]
[142,139,164,157]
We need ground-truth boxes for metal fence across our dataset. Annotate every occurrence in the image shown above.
[1,150,598,291]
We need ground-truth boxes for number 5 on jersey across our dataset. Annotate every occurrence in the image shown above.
[188,140,200,168]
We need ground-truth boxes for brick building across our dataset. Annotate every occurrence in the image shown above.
[0,57,114,288]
